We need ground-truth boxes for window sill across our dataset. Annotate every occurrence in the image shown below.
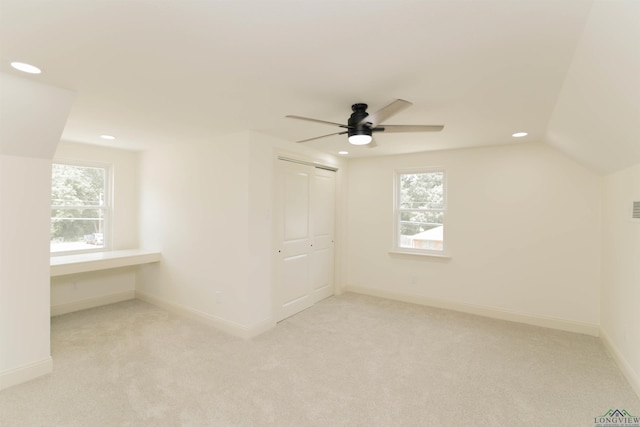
[388,249,452,260]
[50,249,161,277]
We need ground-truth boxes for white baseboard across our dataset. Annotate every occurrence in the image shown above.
[51,290,135,316]
[600,328,640,398]
[135,291,275,339]
[0,357,52,391]
[345,286,600,337]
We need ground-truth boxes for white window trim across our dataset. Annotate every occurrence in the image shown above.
[391,167,450,258]
[51,160,113,256]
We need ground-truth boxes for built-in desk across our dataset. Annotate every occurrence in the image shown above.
[50,249,161,277]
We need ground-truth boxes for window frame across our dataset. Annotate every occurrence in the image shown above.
[392,167,448,257]
[50,160,112,256]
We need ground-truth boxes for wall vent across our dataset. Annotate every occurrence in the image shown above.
[632,201,640,222]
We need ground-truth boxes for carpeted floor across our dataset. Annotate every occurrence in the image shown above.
[1,293,638,426]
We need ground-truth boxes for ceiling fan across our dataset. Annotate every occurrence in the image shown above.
[286,99,443,147]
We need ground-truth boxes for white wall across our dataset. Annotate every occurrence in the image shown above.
[50,142,141,316]
[246,133,274,327]
[346,142,602,334]
[601,162,640,395]
[0,156,54,389]
[137,131,251,331]
[137,131,344,337]
[0,73,74,389]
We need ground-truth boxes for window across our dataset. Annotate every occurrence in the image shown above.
[394,168,446,254]
[51,162,110,254]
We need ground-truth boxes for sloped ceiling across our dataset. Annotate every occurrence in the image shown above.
[545,1,640,174]
[0,0,637,173]
[0,73,75,159]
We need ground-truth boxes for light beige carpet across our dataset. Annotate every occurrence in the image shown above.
[1,293,638,426]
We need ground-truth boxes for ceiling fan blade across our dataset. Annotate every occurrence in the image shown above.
[286,115,349,128]
[374,124,444,133]
[296,131,347,143]
[358,99,412,128]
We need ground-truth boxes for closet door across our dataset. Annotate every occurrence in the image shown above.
[274,160,335,322]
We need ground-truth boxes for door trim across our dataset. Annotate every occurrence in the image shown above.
[277,155,338,172]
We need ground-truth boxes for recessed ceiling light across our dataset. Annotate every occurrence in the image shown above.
[338,151,349,155]
[100,135,116,140]
[512,132,528,138]
[10,61,42,74]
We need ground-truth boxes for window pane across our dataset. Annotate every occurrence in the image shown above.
[400,172,444,210]
[51,163,108,253]
[51,164,105,206]
[51,208,105,253]
[399,211,443,250]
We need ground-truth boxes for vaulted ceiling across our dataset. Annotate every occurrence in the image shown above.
[1,0,638,173]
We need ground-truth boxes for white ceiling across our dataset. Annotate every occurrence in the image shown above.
[1,0,638,173]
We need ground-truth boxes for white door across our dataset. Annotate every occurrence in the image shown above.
[274,160,335,322]
[309,167,335,304]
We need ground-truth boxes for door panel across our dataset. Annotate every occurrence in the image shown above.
[313,170,335,237]
[282,254,309,307]
[311,247,333,292]
[284,171,309,241]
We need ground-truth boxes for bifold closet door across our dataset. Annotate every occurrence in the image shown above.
[274,160,335,322]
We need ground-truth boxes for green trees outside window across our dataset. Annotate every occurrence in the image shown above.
[51,163,108,253]
[397,170,446,251]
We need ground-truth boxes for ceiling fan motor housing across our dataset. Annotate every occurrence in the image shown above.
[348,103,372,138]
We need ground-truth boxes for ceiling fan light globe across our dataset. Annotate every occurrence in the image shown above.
[348,134,372,145]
